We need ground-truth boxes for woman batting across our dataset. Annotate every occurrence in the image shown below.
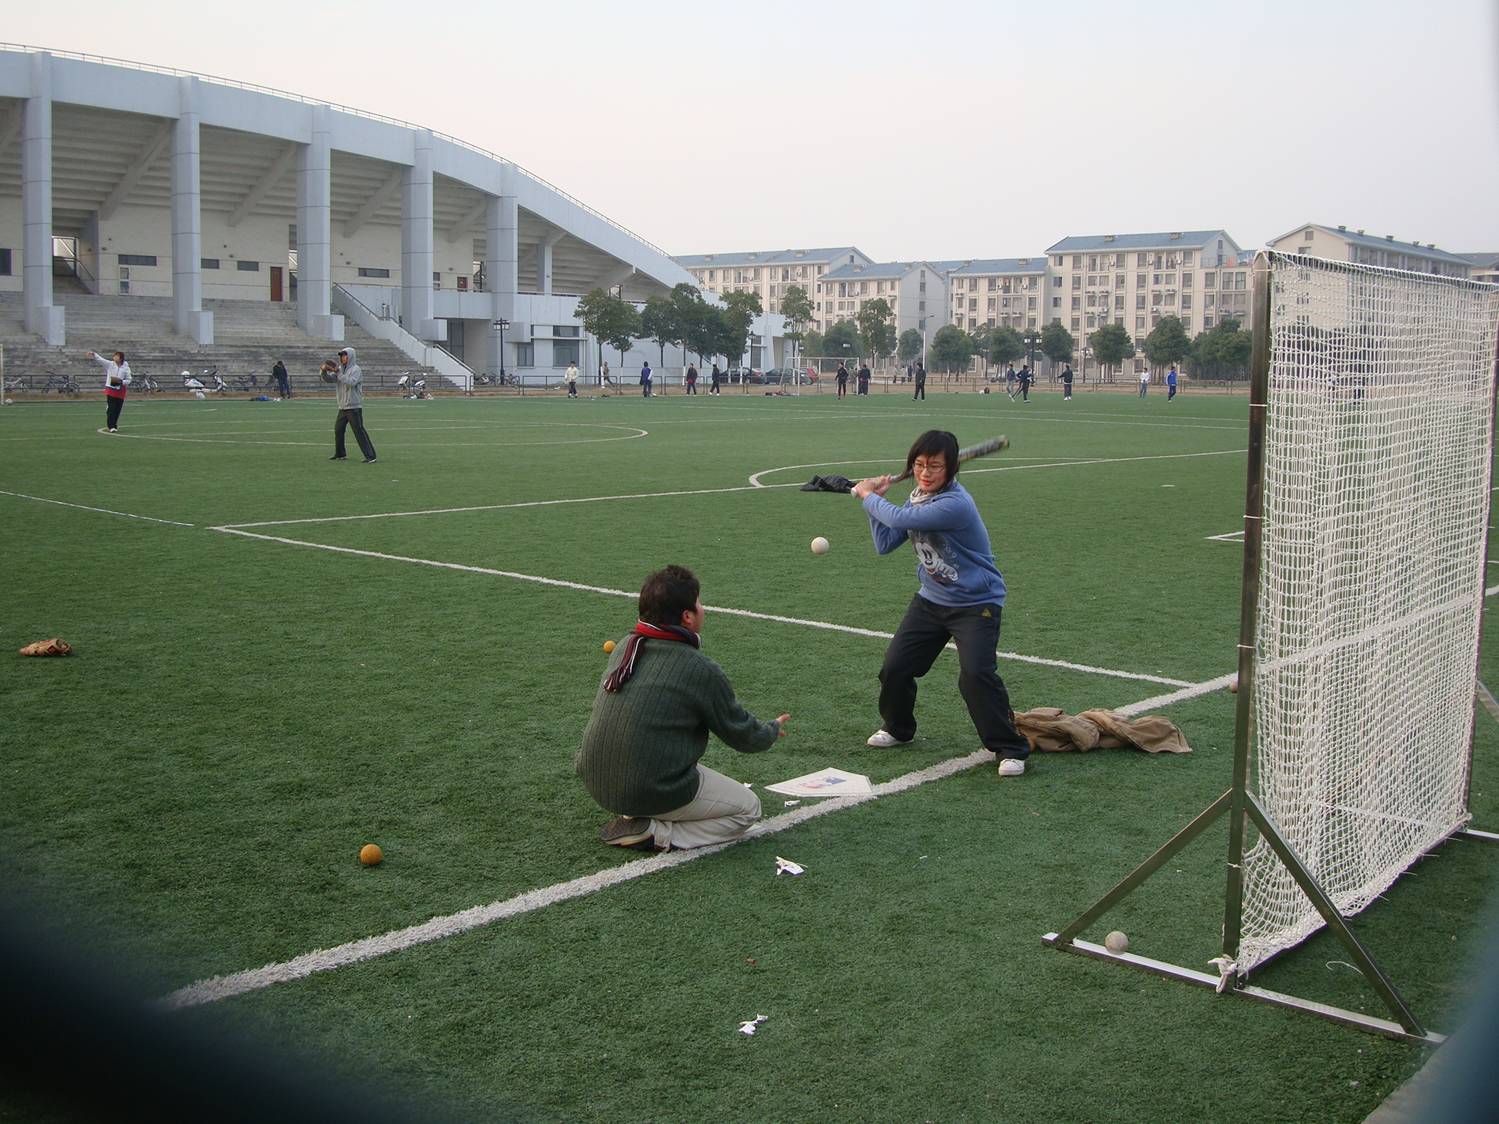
[852,429,1031,776]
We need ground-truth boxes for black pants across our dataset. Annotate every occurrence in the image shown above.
[914,383,925,400]
[334,408,377,459]
[567,382,578,397]
[275,374,291,397]
[686,382,696,394]
[105,395,124,429]
[1168,386,1177,400]
[878,594,1029,759]
[1021,384,1029,400]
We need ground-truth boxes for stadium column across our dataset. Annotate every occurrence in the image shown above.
[295,104,341,340]
[485,188,517,377]
[171,77,213,345]
[400,129,443,341]
[538,228,564,296]
[21,51,64,345]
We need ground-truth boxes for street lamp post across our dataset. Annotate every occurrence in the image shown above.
[492,317,510,385]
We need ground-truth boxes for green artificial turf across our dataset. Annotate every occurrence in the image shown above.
[2,388,1495,1121]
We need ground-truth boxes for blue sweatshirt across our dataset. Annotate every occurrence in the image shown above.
[861,480,1007,607]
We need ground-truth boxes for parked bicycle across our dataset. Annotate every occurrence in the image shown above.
[42,370,81,396]
[231,371,261,393]
[396,372,432,399]
[134,371,162,394]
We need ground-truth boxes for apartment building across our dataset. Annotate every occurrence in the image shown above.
[673,246,874,330]
[1455,252,1499,286]
[1266,224,1473,279]
[817,260,948,340]
[1044,230,1246,372]
[945,258,1047,332]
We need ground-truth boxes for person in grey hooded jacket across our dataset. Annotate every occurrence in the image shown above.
[326,346,378,462]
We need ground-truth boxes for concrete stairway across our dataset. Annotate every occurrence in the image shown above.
[0,292,438,396]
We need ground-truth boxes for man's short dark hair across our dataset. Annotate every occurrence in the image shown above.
[638,564,700,627]
[904,430,961,480]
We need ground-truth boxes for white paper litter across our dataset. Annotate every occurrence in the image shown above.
[782,800,801,808]
[775,856,805,877]
[765,767,873,798]
[738,1014,769,1036]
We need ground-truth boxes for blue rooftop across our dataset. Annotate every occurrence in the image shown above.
[821,261,942,281]
[946,257,1048,276]
[673,246,868,269]
[1046,231,1231,253]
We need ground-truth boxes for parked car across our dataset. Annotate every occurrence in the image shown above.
[726,367,762,383]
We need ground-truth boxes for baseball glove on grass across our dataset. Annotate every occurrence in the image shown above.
[19,637,72,657]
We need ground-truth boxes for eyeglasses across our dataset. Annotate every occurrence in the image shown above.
[912,459,947,476]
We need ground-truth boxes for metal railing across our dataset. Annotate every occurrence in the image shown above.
[0,42,674,260]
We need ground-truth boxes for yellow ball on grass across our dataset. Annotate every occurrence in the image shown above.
[603,639,616,654]
[359,843,383,866]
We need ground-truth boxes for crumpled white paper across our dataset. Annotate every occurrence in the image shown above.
[775,856,805,877]
[739,1014,769,1036]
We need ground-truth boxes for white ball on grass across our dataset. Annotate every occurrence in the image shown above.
[1104,930,1130,953]
[810,536,829,555]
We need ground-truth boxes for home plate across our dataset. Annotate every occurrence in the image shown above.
[765,767,873,798]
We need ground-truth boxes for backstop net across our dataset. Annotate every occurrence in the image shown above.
[1236,253,1499,971]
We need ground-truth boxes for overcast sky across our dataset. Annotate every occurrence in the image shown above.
[8,0,1498,260]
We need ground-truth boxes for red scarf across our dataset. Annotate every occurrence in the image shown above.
[602,621,700,693]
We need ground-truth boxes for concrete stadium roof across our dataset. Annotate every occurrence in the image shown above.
[0,45,691,299]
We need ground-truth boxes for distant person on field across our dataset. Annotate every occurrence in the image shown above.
[271,358,291,398]
[324,347,377,463]
[709,363,722,394]
[685,363,698,394]
[856,361,871,396]
[1138,367,1150,397]
[836,361,849,399]
[913,361,927,401]
[1004,365,1017,398]
[640,361,652,398]
[1167,365,1178,401]
[601,360,611,389]
[1061,363,1073,401]
[88,349,131,433]
[565,361,579,398]
[1018,365,1033,402]
[576,564,789,851]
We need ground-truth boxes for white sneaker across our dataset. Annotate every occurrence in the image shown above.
[997,758,1026,777]
[866,729,912,748]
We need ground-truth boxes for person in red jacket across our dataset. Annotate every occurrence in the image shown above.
[88,350,131,433]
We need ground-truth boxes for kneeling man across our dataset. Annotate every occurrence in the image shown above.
[576,564,789,851]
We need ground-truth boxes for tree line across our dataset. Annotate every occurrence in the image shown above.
[921,315,1252,379]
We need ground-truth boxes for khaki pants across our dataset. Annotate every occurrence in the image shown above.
[649,765,761,850]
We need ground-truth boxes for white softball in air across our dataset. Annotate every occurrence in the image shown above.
[810,536,829,555]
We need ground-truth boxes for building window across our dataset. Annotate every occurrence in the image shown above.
[1181,294,1193,310]
[554,340,580,366]
[1072,255,1082,268]
[357,267,391,278]
[119,254,158,267]
[1136,294,1145,309]
[0,248,10,275]
[1052,296,1060,309]
[1137,253,1147,266]
[1182,273,1192,288]
[201,258,220,270]
[1071,316,1080,330]
[1183,250,1194,265]
[233,260,259,272]
[1204,272,1216,289]
[1072,276,1081,290]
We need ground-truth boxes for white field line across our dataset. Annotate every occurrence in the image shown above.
[160,644,1239,1013]
[1207,529,1245,542]
[106,422,647,449]
[211,527,1192,688]
[160,663,1242,1010]
[748,447,1245,488]
[222,447,1247,530]
[0,488,195,527]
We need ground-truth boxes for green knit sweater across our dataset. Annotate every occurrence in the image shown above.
[575,639,780,816]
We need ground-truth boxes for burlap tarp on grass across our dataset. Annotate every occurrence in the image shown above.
[1015,707,1191,754]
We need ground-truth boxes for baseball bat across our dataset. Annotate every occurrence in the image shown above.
[890,435,1009,483]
